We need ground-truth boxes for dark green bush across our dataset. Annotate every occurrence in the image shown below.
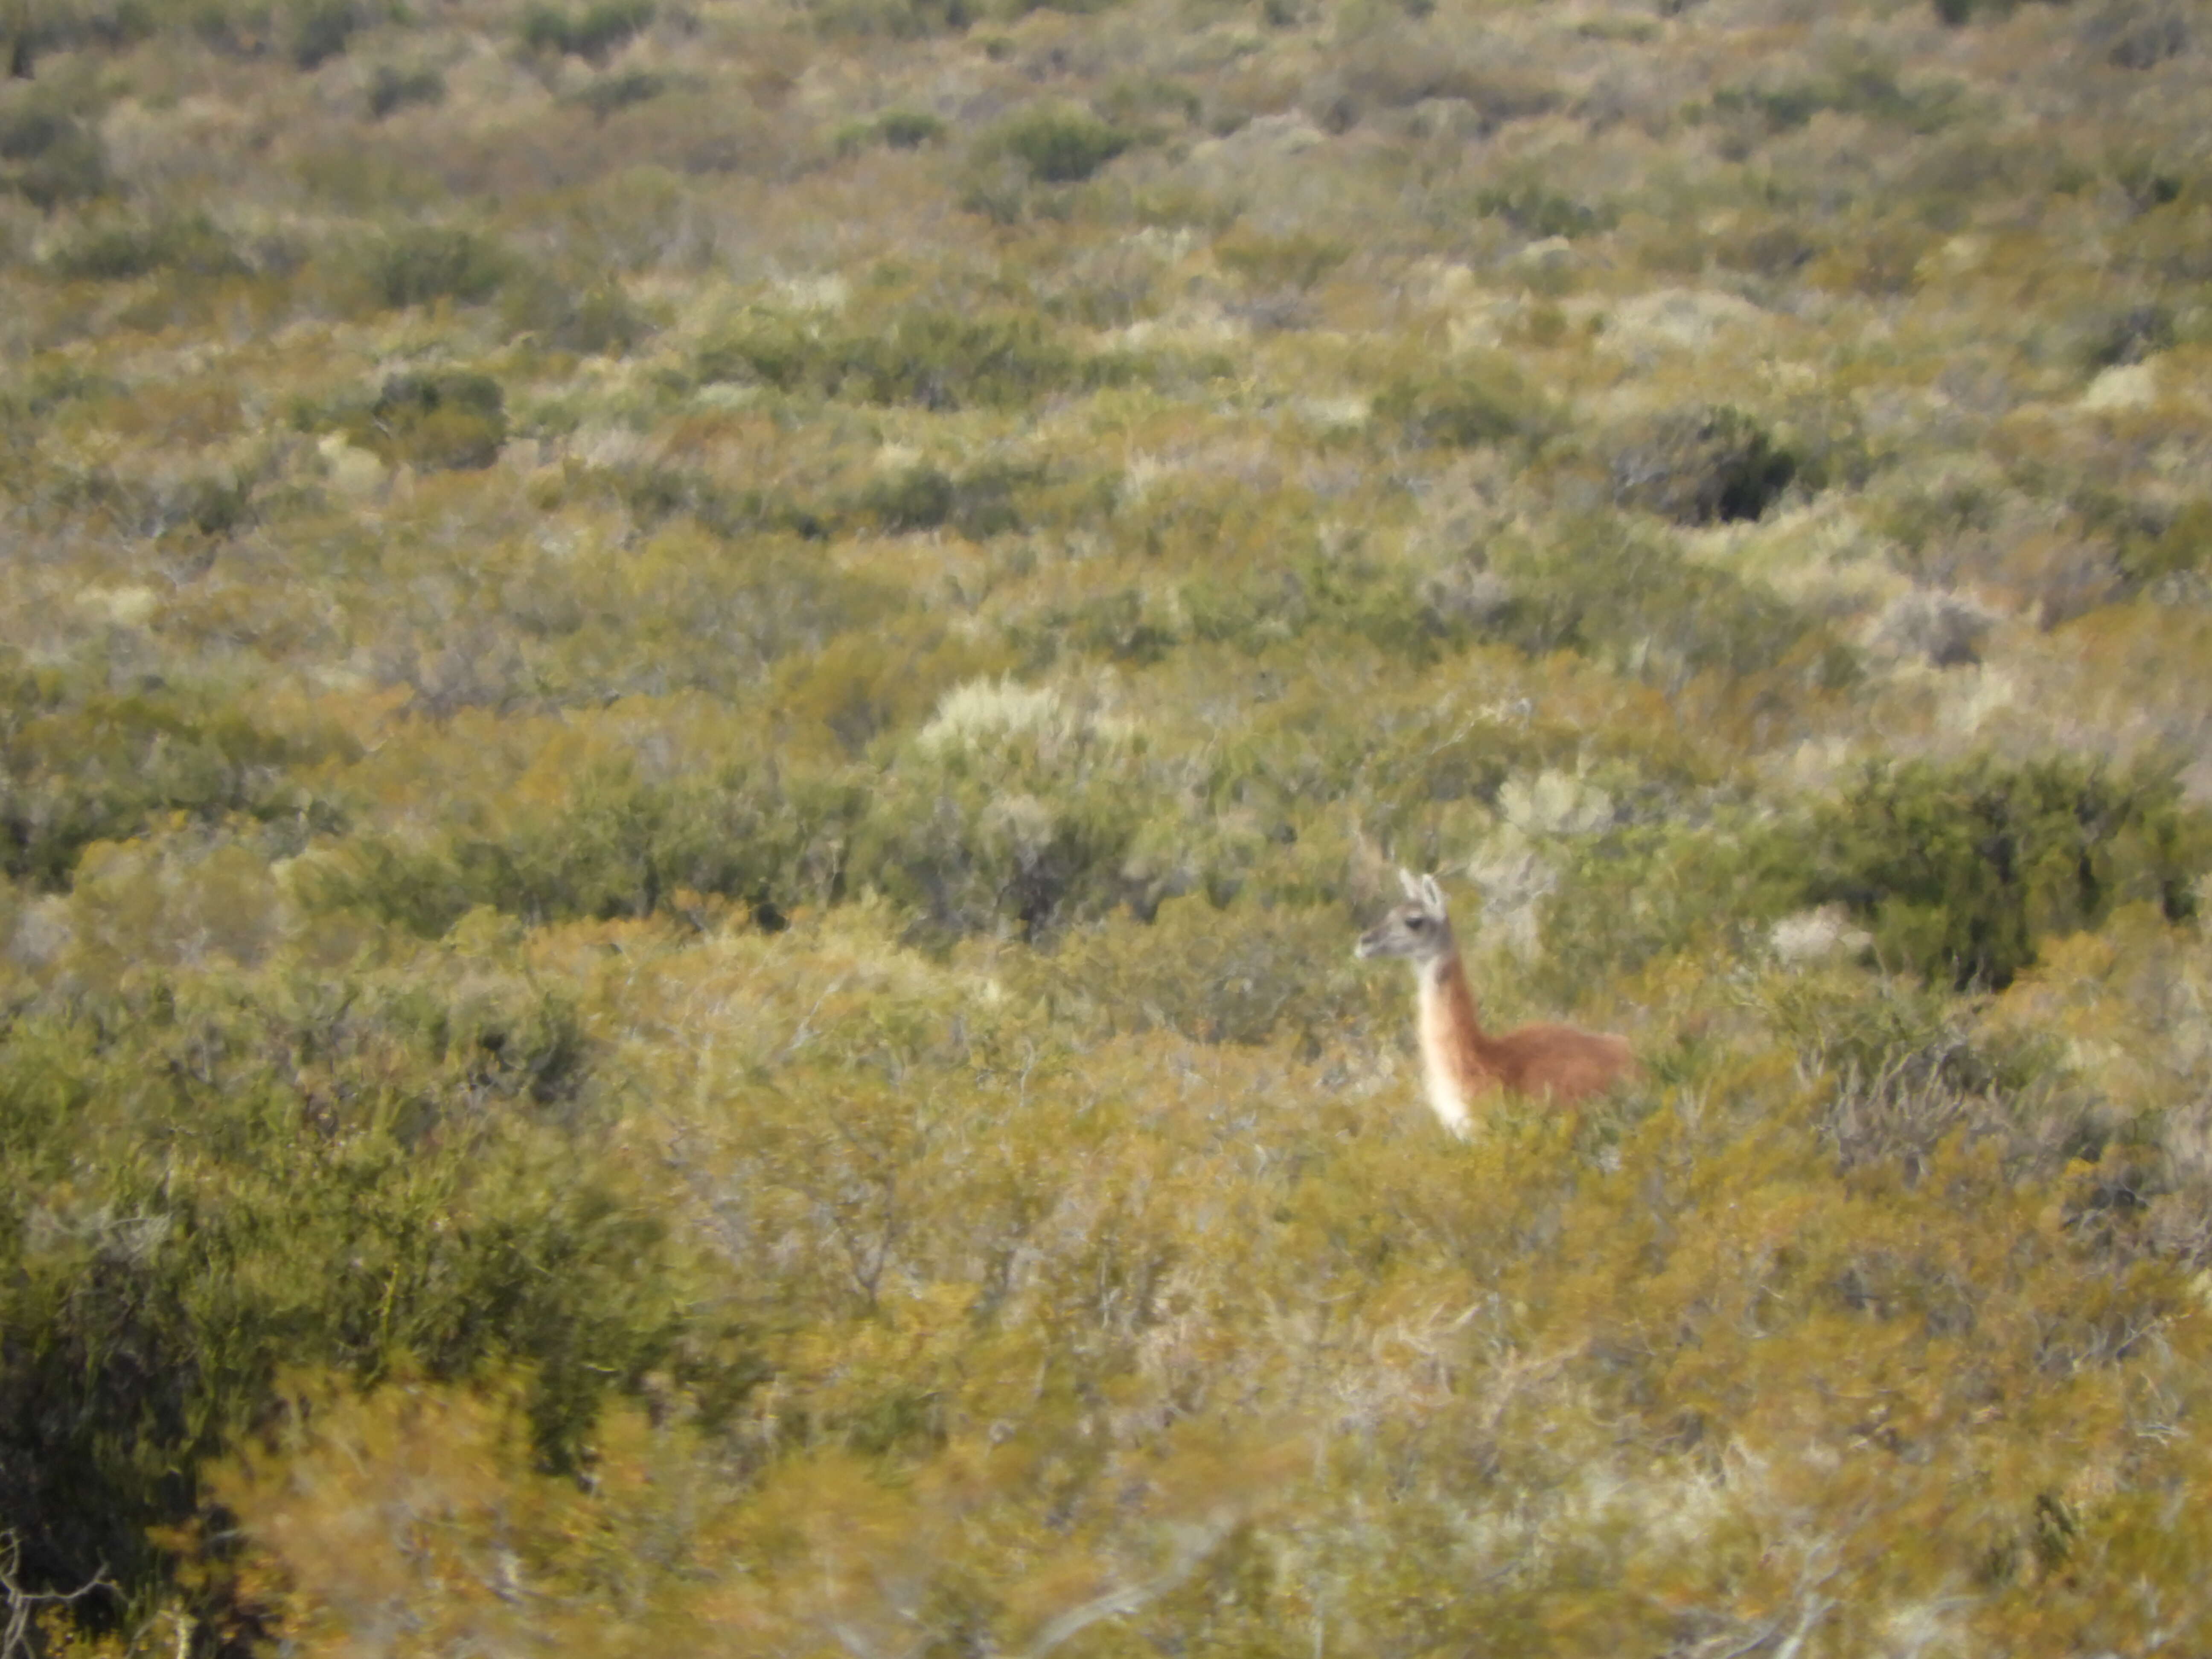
[1483,517,1857,693]
[858,465,958,532]
[1609,405,1799,524]
[600,462,828,541]
[519,0,652,60]
[1804,754,2211,989]
[345,370,508,470]
[0,974,707,1613]
[805,0,972,35]
[0,672,351,889]
[984,104,1132,184]
[288,0,373,67]
[355,225,515,310]
[502,268,649,355]
[569,68,668,119]
[855,463,1030,537]
[1181,553,1449,662]
[1711,58,1961,136]
[856,769,1144,940]
[46,214,248,282]
[2118,499,2212,585]
[846,311,1081,407]
[2082,303,2173,370]
[1378,350,1551,448]
[366,63,445,117]
[838,108,949,154]
[310,761,865,933]
[697,310,1086,410]
[1473,180,1616,239]
[876,108,948,148]
[0,93,109,208]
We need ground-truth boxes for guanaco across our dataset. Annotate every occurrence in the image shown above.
[1355,869,1634,1137]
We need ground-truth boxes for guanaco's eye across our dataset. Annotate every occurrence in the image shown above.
[1406,914,1427,930]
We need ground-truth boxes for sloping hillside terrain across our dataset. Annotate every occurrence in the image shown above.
[6,0,2212,1648]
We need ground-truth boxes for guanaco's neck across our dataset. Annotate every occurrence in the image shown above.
[1413,946,1501,1139]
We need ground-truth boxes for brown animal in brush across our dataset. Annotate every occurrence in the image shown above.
[1355,870,1635,1137]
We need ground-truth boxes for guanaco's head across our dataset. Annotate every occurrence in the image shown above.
[1354,869,1456,965]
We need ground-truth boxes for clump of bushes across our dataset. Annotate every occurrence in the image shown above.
[343,370,508,471]
[1377,349,1551,448]
[568,67,670,119]
[519,0,653,60]
[854,461,1029,538]
[805,0,972,36]
[1805,754,2210,989]
[309,757,864,934]
[1481,516,1857,693]
[1608,405,1799,524]
[0,669,351,890]
[0,91,109,208]
[837,108,949,155]
[502,268,649,355]
[0,968,708,1617]
[1473,179,1615,239]
[366,64,446,117]
[288,0,378,67]
[696,309,1107,410]
[45,214,249,282]
[351,225,515,310]
[980,103,1132,184]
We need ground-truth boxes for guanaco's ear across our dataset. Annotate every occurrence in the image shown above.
[1418,873,1446,915]
[1397,867,1423,902]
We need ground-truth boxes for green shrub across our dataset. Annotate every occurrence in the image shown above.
[45,213,248,282]
[981,103,1132,184]
[1482,516,1857,693]
[805,0,971,35]
[288,0,374,66]
[0,92,109,207]
[2081,303,2173,370]
[344,370,508,470]
[1711,58,1962,137]
[1608,405,1799,524]
[850,696,1147,939]
[0,672,351,889]
[1009,896,1372,1047]
[2119,499,2212,585]
[1804,754,2211,989]
[599,461,829,541]
[366,63,445,117]
[501,268,649,355]
[569,67,669,119]
[1472,179,1615,239]
[840,311,1077,407]
[519,0,652,59]
[0,972,707,1613]
[310,760,865,932]
[354,225,514,309]
[1214,227,1351,292]
[854,462,1030,538]
[838,107,949,154]
[1377,349,1551,448]
[697,309,1086,410]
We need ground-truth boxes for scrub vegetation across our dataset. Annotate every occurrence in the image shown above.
[6,0,2212,1650]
